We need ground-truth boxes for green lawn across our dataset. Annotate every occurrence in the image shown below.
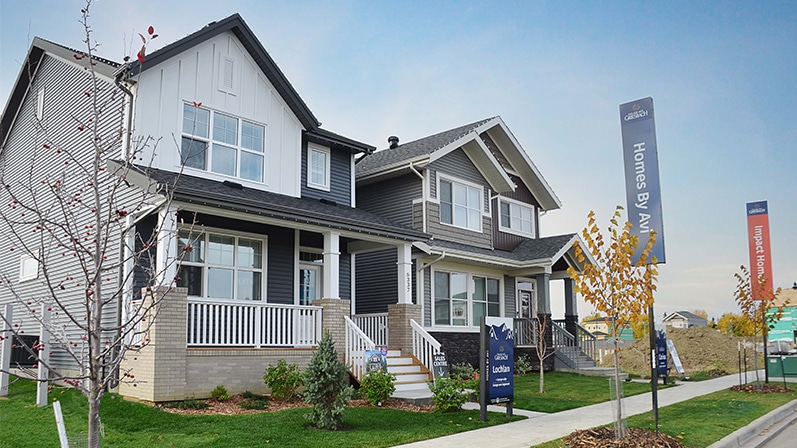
[532,386,797,448]
[0,378,523,448]
[513,371,669,413]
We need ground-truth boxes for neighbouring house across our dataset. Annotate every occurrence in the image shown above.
[581,316,634,341]
[354,119,597,371]
[0,14,428,402]
[768,283,797,346]
[662,311,707,329]
[1,14,599,402]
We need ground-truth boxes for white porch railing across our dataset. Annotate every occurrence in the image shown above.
[186,300,322,348]
[344,316,375,382]
[352,313,388,347]
[410,319,441,374]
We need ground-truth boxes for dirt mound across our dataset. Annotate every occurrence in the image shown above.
[605,326,760,377]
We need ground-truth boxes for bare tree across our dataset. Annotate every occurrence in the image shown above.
[533,313,556,393]
[0,3,185,447]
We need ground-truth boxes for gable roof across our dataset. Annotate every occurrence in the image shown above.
[663,311,705,322]
[130,13,319,131]
[356,116,561,210]
[1,37,120,150]
[143,168,428,242]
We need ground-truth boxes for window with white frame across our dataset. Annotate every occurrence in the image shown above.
[180,103,266,182]
[434,271,500,326]
[19,255,39,282]
[176,229,265,301]
[439,177,482,231]
[307,145,330,190]
[499,198,535,237]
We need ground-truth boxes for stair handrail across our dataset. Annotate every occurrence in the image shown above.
[576,323,597,361]
[409,319,441,374]
[551,321,576,348]
[344,315,375,383]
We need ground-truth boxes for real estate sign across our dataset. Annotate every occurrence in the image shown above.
[746,201,774,300]
[485,317,514,404]
[620,97,666,264]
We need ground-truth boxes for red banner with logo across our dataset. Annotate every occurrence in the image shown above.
[746,201,773,300]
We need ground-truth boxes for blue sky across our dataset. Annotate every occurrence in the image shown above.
[2,0,795,322]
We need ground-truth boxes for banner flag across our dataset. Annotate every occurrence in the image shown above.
[620,97,666,264]
[746,201,774,300]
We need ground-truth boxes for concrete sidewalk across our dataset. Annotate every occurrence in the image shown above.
[394,372,764,448]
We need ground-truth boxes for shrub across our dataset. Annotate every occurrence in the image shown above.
[428,378,467,412]
[450,362,479,394]
[164,396,209,410]
[240,391,269,410]
[515,354,534,375]
[360,369,396,405]
[303,332,354,430]
[264,359,304,400]
[210,385,230,402]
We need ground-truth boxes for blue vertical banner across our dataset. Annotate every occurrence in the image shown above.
[656,330,668,377]
[620,97,666,264]
[485,317,514,403]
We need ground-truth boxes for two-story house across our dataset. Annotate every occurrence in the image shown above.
[354,117,594,369]
[0,14,430,402]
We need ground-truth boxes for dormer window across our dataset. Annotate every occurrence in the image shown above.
[499,197,535,237]
[180,103,265,182]
[439,176,482,232]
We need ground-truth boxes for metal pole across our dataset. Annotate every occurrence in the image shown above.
[648,302,659,433]
[480,316,488,422]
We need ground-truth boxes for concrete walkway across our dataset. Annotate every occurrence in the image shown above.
[394,372,766,448]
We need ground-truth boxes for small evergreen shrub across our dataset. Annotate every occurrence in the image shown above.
[210,385,230,402]
[428,378,467,412]
[515,354,534,375]
[240,391,269,410]
[164,396,209,410]
[360,369,396,405]
[303,332,354,430]
[264,359,304,400]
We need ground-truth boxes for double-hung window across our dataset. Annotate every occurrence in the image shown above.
[181,103,266,182]
[499,198,535,237]
[439,178,482,231]
[434,271,500,326]
[307,145,330,191]
[177,230,265,301]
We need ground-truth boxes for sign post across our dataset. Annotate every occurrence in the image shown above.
[432,353,449,383]
[480,316,514,421]
[620,97,666,433]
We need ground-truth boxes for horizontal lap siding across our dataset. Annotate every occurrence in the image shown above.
[301,142,352,206]
[354,249,397,314]
[0,54,125,372]
[504,275,516,317]
[426,202,492,249]
[493,174,540,251]
[356,173,421,228]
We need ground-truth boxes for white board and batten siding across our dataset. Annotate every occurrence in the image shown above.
[134,31,304,197]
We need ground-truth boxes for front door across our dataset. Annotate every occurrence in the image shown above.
[516,279,537,346]
[299,265,322,306]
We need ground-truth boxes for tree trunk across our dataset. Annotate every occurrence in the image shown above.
[613,338,626,438]
[539,363,545,393]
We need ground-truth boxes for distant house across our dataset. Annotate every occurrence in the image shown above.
[768,283,797,344]
[581,316,633,341]
[662,311,707,329]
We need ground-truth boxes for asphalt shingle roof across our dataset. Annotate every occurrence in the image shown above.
[356,117,494,177]
[430,233,576,264]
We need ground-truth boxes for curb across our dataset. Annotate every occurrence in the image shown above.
[707,399,797,448]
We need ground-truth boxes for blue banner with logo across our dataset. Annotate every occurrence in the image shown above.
[620,97,666,264]
[485,317,514,403]
[656,330,668,377]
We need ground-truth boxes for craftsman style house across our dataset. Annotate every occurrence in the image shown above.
[1,14,596,402]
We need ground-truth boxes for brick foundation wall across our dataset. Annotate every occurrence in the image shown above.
[313,298,350,362]
[387,303,421,354]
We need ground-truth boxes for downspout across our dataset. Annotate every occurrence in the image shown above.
[417,251,446,273]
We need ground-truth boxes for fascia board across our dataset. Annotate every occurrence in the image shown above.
[356,156,430,183]
[429,131,515,193]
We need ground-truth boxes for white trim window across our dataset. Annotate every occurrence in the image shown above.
[499,198,535,237]
[439,177,482,231]
[177,229,266,301]
[434,271,500,326]
[307,144,330,191]
[180,103,266,182]
[19,255,39,282]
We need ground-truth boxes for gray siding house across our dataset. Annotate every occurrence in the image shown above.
[1,15,430,401]
[355,118,594,369]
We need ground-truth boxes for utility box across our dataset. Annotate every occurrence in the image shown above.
[767,355,797,378]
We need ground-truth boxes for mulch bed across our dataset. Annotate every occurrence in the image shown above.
[730,383,793,393]
[158,395,431,415]
[565,427,686,448]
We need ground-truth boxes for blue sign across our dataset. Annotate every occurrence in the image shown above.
[620,97,666,264]
[656,330,668,377]
[485,317,514,403]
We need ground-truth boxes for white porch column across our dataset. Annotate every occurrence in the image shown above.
[323,231,340,299]
[37,304,51,407]
[397,243,412,304]
[155,205,178,286]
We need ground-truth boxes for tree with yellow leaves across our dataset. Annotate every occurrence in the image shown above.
[567,206,657,438]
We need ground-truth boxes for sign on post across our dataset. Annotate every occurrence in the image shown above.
[620,97,666,264]
[432,353,449,382]
[656,330,668,378]
[480,316,514,421]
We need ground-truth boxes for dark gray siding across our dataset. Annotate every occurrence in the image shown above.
[301,141,352,206]
[339,242,351,301]
[356,173,421,228]
[354,249,397,314]
[504,275,516,317]
[427,202,492,249]
[493,174,541,251]
[422,267,432,326]
[0,54,125,371]
[428,148,491,212]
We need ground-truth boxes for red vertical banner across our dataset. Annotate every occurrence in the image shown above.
[746,201,774,300]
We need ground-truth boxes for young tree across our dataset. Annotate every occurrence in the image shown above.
[534,313,556,393]
[0,3,180,447]
[567,206,657,438]
[303,332,354,430]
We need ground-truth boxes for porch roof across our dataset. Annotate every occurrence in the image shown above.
[145,168,430,242]
[426,233,580,269]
